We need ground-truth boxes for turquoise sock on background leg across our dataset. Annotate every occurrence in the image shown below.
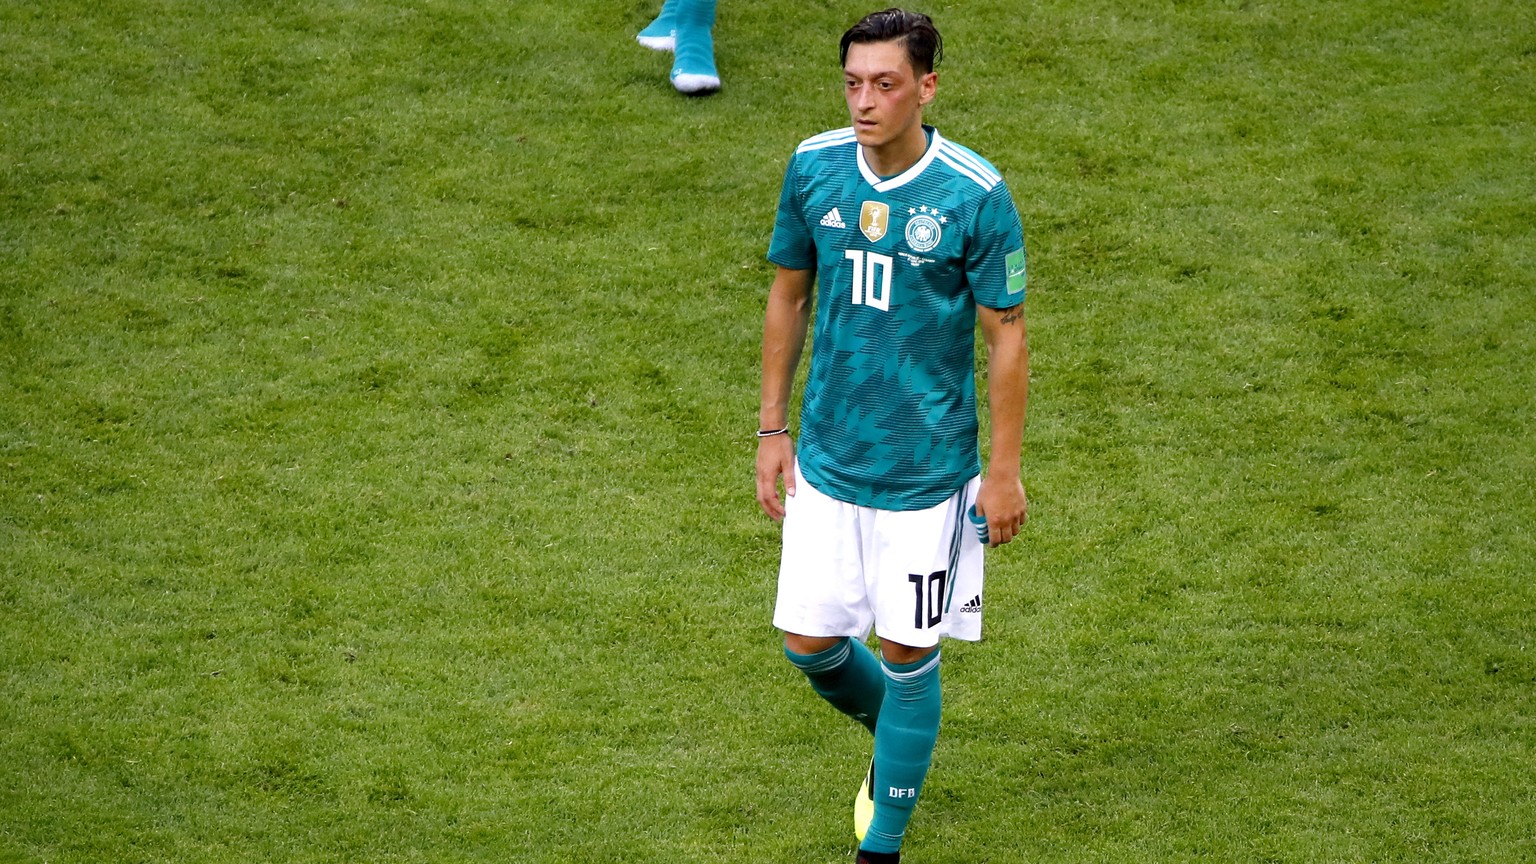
[670,0,719,94]
[860,651,942,856]
[637,0,679,51]
[784,638,885,734]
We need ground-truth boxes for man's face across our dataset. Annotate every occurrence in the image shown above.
[843,39,936,151]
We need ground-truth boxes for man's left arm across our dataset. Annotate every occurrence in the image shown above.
[974,303,1029,547]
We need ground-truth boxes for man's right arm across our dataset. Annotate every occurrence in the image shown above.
[756,266,814,521]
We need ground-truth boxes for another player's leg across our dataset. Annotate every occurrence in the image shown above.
[858,644,942,862]
[669,0,720,95]
[637,0,679,51]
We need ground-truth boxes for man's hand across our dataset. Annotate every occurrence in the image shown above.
[756,434,797,521]
[974,475,1027,547]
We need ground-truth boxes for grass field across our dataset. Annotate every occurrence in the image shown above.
[3,0,1534,861]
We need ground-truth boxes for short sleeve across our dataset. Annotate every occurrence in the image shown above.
[767,153,816,270]
[965,183,1026,309]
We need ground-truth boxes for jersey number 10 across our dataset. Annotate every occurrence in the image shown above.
[844,250,893,312]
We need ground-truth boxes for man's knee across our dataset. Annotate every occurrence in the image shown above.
[784,632,846,657]
[878,639,938,666]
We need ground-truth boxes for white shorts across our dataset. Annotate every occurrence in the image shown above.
[772,469,985,648]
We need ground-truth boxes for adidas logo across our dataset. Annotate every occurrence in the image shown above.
[960,595,983,613]
[820,207,847,229]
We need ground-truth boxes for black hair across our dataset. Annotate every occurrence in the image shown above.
[839,8,944,75]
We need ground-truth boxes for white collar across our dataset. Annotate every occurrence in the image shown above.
[857,127,943,192]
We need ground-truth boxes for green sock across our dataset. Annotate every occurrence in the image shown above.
[784,638,885,734]
[671,0,718,79]
[639,0,679,40]
[861,651,942,855]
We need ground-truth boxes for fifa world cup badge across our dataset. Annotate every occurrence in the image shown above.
[859,201,890,243]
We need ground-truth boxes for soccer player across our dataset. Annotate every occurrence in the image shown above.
[755,8,1029,863]
[636,0,721,95]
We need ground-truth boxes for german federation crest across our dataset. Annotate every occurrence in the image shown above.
[905,213,942,253]
[860,201,890,243]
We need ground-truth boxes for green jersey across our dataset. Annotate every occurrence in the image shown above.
[768,126,1027,511]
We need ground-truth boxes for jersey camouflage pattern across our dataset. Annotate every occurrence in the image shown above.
[769,125,1026,510]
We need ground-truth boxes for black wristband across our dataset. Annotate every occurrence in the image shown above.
[755,426,790,438]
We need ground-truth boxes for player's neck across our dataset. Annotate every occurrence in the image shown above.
[862,122,930,178]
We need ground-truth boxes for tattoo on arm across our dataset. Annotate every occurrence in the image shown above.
[999,307,1024,325]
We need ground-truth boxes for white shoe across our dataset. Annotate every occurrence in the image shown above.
[637,31,675,51]
[670,71,720,95]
